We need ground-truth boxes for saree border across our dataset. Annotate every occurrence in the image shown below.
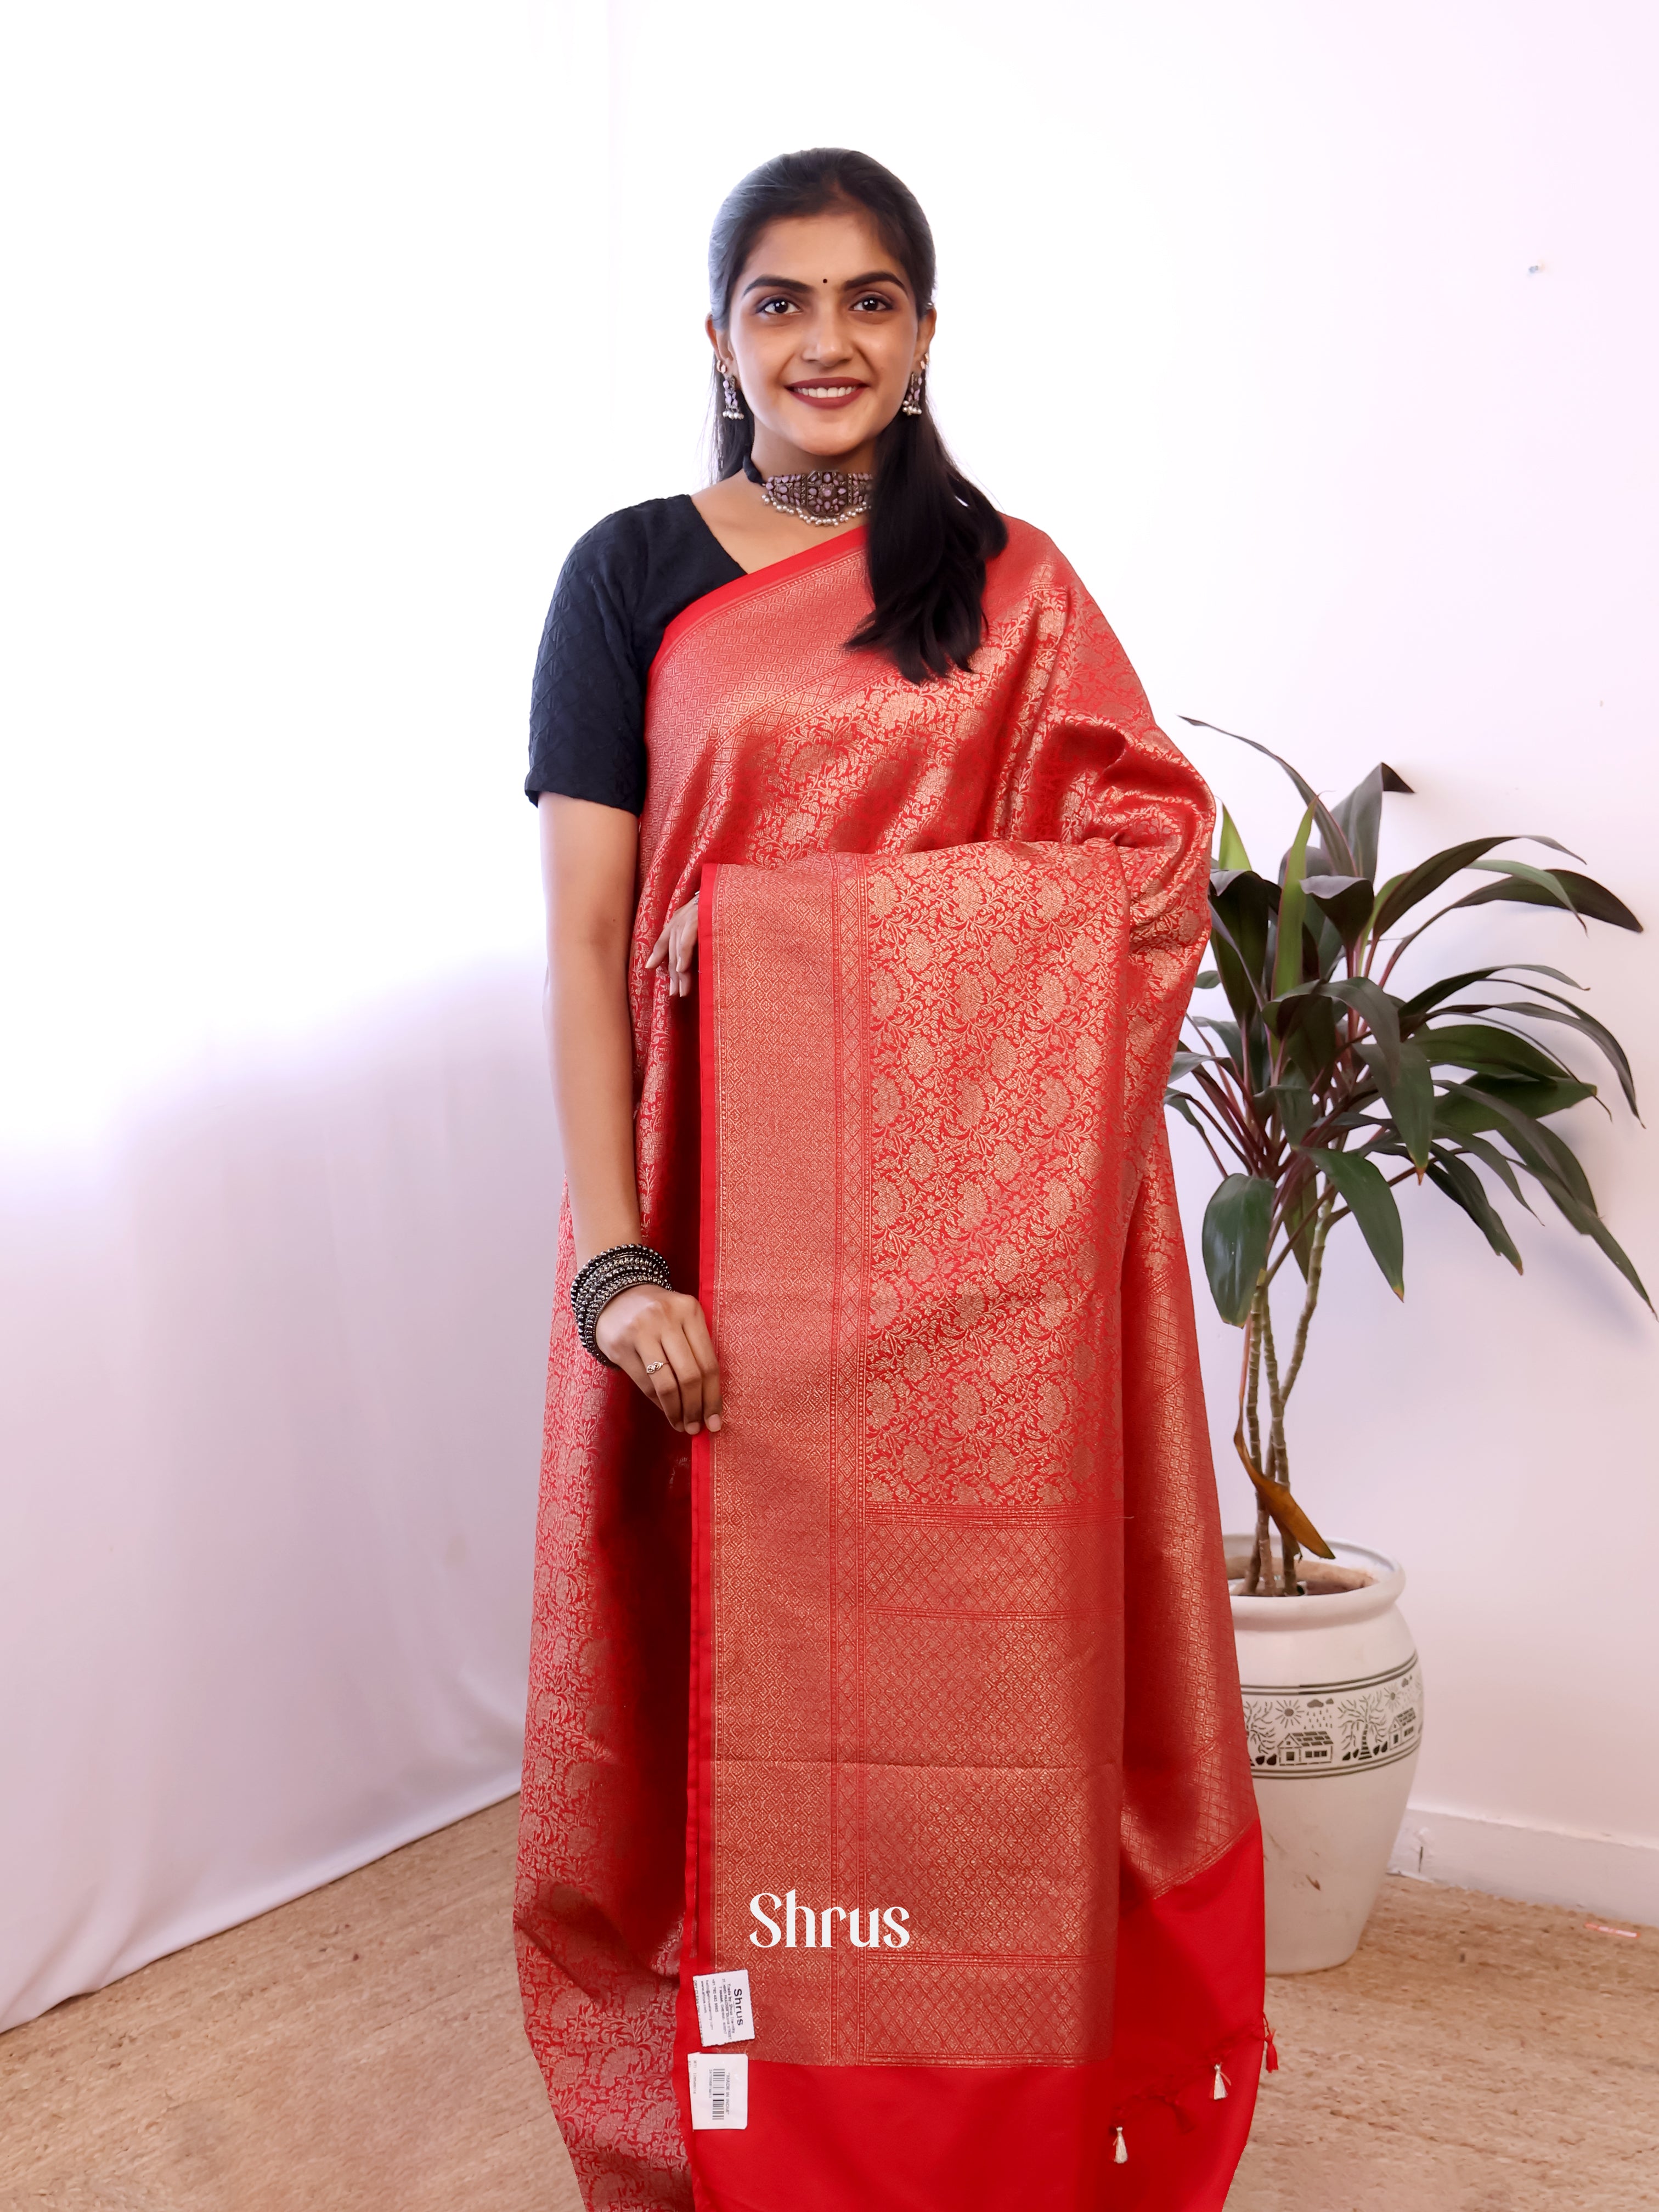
[687,864,725,1990]
[651,526,870,680]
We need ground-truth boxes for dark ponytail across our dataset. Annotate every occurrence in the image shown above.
[707,148,1007,685]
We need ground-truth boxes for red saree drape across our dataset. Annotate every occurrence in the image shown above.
[516,522,1263,2211]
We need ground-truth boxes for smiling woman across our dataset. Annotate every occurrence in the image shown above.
[693,151,1005,678]
[514,149,1263,2212]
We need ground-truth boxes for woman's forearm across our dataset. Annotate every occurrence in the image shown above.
[539,794,648,1267]
[548,933,642,1266]
[538,794,721,1432]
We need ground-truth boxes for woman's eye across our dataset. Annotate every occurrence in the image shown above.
[755,296,798,316]
[853,294,894,312]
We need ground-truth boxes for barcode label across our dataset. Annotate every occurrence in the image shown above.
[692,1967,755,2047]
[687,2050,748,2130]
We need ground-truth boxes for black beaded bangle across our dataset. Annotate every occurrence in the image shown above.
[570,1242,673,1364]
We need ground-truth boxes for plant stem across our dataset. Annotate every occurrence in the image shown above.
[1259,1291,1296,1595]
[1239,1292,1268,1594]
[1260,1293,1287,1488]
[1250,1492,1269,1595]
[1245,1492,1267,1595]
[1282,1188,1335,1404]
[1245,1291,1264,1472]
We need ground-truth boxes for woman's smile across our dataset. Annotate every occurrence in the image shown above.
[787,380,867,408]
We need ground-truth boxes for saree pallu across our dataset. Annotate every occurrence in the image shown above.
[516,522,1263,2210]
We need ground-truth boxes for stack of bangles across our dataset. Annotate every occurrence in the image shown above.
[570,1242,673,1364]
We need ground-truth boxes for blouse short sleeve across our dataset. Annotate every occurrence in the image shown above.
[526,498,742,814]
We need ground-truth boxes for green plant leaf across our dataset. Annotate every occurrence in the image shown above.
[1362,1039,1435,1172]
[1330,762,1413,883]
[1448,868,1641,933]
[1273,973,1403,1075]
[1430,1126,1533,1209]
[1216,807,1252,873]
[1308,903,1347,982]
[1193,968,1221,990]
[1327,975,1403,1079]
[1201,1174,1275,1325]
[1303,1146,1405,1297]
[1417,1023,1575,1084]
[1189,1013,1245,1069]
[1477,999,1640,1115]
[1465,859,1580,918]
[1303,873,1376,952]
[1209,934,1259,1040]
[1279,1159,1324,1278]
[1468,1073,1599,1122]
[1425,1150,1523,1272]
[1209,870,1278,1024]
[1272,806,1317,1001]
[1436,1083,1597,1209]
[1181,718,1354,871]
[1267,1073,1316,1148]
[1370,834,1579,941]
[1547,1189,1654,1311]
[1398,963,1587,1020]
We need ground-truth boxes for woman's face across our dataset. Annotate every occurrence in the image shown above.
[710,206,935,473]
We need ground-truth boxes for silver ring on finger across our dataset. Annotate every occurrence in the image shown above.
[645,1359,665,1375]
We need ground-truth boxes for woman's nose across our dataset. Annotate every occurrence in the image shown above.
[800,319,853,363]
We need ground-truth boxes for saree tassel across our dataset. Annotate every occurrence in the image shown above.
[1213,2064,1229,2100]
[1263,2016,1280,2073]
[1113,2126,1128,2164]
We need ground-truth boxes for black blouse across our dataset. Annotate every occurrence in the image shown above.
[526,496,744,814]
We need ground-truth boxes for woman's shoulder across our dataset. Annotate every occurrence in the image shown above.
[560,494,707,584]
[985,515,1088,603]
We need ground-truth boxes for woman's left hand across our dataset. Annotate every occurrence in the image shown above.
[645,892,699,999]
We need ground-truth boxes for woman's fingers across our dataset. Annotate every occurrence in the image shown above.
[646,894,697,998]
[642,1339,687,1429]
[682,1304,723,1432]
[658,1330,706,1431]
[670,917,694,996]
[594,1286,723,1434]
[644,896,701,996]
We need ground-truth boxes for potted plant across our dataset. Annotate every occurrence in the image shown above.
[1167,723,1647,1972]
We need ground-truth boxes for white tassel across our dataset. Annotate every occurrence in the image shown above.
[1214,2064,1229,2101]
[1114,2126,1128,2164]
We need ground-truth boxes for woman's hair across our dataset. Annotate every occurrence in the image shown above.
[708,148,1007,685]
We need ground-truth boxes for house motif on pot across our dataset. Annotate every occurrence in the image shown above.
[1240,1660,1423,1778]
[1279,1729,1333,1768]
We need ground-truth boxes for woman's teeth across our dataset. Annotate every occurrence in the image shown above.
[794,384,860,397]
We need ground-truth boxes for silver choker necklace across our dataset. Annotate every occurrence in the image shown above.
[742,454,872,527]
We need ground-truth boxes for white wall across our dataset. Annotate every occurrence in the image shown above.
[4,1,1655,2032]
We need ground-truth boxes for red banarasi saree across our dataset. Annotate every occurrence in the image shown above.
[516,520,1263,2210]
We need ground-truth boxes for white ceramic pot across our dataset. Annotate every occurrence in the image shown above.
[1227,1539,1422,1974]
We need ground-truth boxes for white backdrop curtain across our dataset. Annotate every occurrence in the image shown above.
[5,0,1658,2033]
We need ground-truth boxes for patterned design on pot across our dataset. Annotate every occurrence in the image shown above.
[1241,1656,1422,1779]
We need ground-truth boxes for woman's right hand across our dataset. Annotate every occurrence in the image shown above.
[645,892,699,999]
[595,1283,724,1435]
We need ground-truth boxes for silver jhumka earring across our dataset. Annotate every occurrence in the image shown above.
[901,358,928,416]
[719,362,744,420]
